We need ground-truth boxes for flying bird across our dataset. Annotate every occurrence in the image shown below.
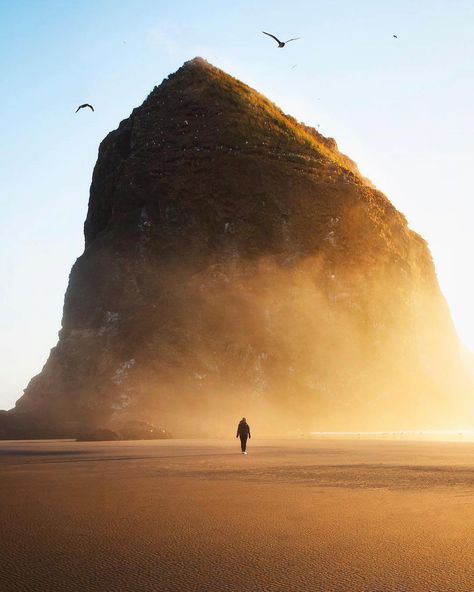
[75,103,94,113]
[393,34,398,38]
[262,31,300,48]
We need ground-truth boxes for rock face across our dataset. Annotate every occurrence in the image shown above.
[10,58,473,436]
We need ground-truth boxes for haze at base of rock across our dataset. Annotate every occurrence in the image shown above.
[4,57,473,438]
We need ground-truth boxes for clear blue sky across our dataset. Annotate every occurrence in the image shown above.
[1,0,473,409]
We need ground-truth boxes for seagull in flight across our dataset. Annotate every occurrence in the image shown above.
[262,31,300,48]
[75,103,94,113]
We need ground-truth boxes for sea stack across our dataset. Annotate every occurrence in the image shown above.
[8,58,472,436]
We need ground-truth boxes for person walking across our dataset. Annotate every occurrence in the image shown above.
[236,417,251,454]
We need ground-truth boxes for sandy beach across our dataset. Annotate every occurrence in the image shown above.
[2,438,474,591]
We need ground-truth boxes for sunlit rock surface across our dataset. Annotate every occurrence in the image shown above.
[9,58,473,437]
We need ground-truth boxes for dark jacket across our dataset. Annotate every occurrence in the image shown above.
[236,420,251,438]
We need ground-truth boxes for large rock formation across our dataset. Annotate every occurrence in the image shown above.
[7,58,473,436]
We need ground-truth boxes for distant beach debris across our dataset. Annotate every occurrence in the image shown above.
[76,421,172,441]
[118,420,172,440]
[77,427,122,441]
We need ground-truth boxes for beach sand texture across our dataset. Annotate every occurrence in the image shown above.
[2,438,474,591]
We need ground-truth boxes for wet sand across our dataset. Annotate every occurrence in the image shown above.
[2,438,474,591]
